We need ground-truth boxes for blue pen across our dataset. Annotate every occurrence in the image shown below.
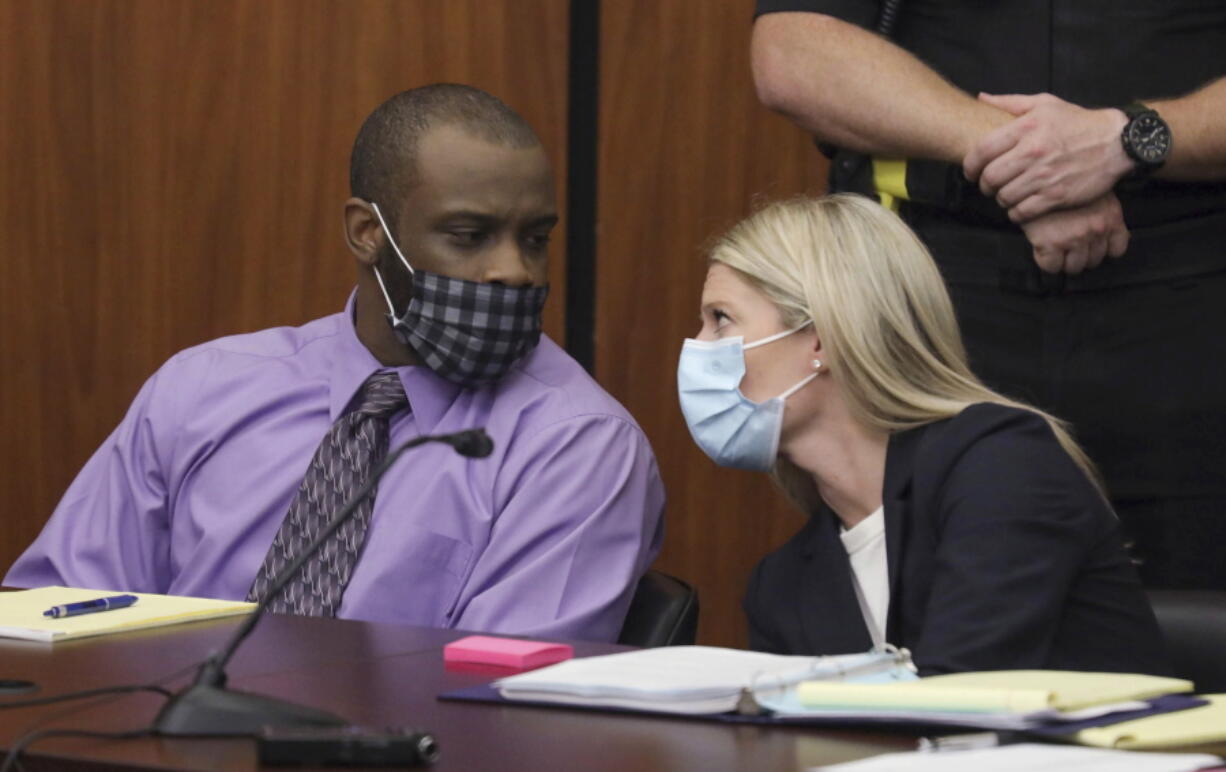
[43,594,139,619]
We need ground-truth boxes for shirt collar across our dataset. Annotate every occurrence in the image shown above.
[329,289,462,433]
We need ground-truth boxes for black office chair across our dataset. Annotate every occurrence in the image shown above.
[1146,590,1226,693]
[617,570,699,648]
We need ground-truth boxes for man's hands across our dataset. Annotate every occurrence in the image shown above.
[962,92,1136,273]
[1019,192,1130,274]
[965,93,1134,221]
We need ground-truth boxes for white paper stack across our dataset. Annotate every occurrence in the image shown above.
[495,645,915,714]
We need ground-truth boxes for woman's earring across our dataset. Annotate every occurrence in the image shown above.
[813,359,823,371]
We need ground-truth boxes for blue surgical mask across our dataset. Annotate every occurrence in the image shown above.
[677,322,817,471]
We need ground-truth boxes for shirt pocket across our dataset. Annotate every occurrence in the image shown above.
[339,526,474,627]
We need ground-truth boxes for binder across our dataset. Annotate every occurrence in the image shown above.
[491,645,916,714]
[443,653,1204,735]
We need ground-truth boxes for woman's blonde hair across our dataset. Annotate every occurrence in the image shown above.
[708,193,1101,510]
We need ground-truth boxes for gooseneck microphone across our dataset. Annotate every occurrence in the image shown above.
[154,428,493,737]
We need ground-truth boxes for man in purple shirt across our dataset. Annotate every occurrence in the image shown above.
[6,84,665,642]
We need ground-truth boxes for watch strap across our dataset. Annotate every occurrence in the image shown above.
[1120,101,1155,121]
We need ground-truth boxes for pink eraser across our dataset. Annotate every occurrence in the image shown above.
[443,635,574,670]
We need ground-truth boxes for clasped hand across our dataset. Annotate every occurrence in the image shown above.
[962,93,1136,274]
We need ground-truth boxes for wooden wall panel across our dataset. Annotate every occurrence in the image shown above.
[0,0,569,574]
[597,0,829,647]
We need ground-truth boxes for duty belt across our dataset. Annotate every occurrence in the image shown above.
[903,205,1226,294]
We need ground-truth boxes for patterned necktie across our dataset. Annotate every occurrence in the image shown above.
[248,369,409,616]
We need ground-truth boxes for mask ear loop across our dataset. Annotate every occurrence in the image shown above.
[778,371,818,401]
[369,202,415,275]
[742,320,814,351]
[743,320,820,402]
[368,201,415,333]
[371,266,401,323]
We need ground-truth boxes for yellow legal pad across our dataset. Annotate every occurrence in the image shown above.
[796,670,1194,714]
[1076,694,1226,750]
[0,586,254,643]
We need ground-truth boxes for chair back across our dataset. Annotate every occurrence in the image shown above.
[617,570,698,647]
[1147,589,1226,693]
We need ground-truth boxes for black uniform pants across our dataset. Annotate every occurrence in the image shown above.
[909,210,1226,589]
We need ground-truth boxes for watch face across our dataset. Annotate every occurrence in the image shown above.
[1127,113,1171,165]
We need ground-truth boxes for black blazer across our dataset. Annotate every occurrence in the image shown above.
[744,403,1172,676]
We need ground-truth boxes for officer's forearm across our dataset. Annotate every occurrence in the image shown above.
[1148,77,1226,181]
[751,12,1010,163]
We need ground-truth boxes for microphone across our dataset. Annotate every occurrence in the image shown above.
[446,428,494,459]
[154,428,494,737]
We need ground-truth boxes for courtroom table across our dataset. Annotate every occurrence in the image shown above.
[0,613,917,771]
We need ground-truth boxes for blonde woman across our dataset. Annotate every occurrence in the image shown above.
[677,194,1169,675]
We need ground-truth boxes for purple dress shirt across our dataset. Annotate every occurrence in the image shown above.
[6,294,665,641]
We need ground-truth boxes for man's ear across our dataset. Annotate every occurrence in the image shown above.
[344,197,383,266]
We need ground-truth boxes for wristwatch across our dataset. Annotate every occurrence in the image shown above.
[1119,102,1171,176]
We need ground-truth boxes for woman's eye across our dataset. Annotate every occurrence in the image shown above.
[712,310,731,328]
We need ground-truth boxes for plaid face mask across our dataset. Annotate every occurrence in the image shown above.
[370,203,549,386]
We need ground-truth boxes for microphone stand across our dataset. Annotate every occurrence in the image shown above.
[154,429,492,736]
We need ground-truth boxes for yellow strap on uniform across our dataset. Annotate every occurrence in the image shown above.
[871,158,909,213]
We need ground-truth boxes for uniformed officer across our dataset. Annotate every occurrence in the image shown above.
[751,0,1226,588]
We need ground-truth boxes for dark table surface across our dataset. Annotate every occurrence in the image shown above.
[0,613,924,771]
